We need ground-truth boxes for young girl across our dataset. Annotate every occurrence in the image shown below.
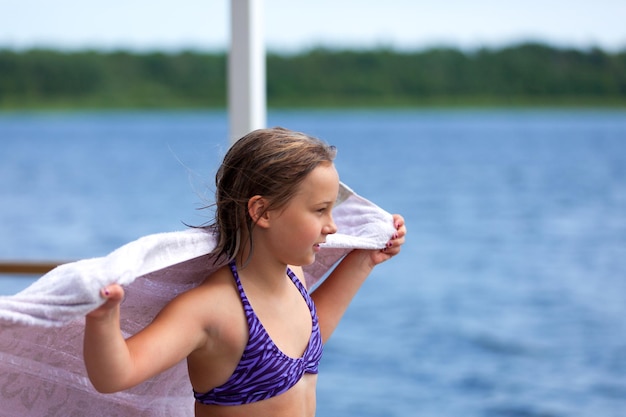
[84,127,406,417]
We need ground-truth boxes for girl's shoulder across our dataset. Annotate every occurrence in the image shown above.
[160,265,242,329]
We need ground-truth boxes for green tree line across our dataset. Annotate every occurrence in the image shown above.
[0,43,624,109]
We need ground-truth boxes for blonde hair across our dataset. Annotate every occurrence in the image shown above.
[209,127,337,262]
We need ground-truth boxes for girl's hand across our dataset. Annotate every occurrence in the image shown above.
[86,284,125,320]
[369,214,406,266]
[313,214,407,341]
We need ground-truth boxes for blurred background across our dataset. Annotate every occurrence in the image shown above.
[1,1,625,416]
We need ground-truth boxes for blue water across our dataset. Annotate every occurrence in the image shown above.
[1,109,626,416]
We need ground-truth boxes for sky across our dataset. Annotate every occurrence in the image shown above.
[1,0,625,52]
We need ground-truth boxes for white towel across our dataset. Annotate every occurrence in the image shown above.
[0,182,395,417]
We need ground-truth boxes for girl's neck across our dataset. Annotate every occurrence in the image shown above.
[235,251,290,293]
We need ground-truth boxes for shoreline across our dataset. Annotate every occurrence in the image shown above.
[1,100,626,114]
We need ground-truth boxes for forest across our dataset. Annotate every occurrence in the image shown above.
[0,43,624,109]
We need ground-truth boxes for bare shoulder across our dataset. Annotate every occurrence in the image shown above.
[156,265,241,330]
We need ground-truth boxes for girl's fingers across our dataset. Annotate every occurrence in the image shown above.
[87,284,125,319]
[100,284,124,302]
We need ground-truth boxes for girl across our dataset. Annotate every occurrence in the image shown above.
[84,127,406,417]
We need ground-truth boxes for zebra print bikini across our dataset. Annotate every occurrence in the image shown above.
[193,260,323,405]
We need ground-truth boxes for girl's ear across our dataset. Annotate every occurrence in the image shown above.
[248,195,271,228]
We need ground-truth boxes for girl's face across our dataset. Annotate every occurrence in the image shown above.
[265,162,339,266]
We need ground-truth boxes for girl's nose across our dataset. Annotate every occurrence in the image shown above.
[324,217,338,235]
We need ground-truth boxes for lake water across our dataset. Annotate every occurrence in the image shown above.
[1,109,626,416]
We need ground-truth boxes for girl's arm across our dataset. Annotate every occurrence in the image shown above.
[84,284,208,393]
[311,214,406,343]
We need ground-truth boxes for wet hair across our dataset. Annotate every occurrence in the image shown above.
[209,127,337,263]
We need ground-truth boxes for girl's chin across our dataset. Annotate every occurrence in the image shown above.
[301,252,317,266]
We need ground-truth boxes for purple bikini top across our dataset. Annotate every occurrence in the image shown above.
[193,261,323,406]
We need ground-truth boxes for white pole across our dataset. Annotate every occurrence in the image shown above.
[229,0,266,144]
